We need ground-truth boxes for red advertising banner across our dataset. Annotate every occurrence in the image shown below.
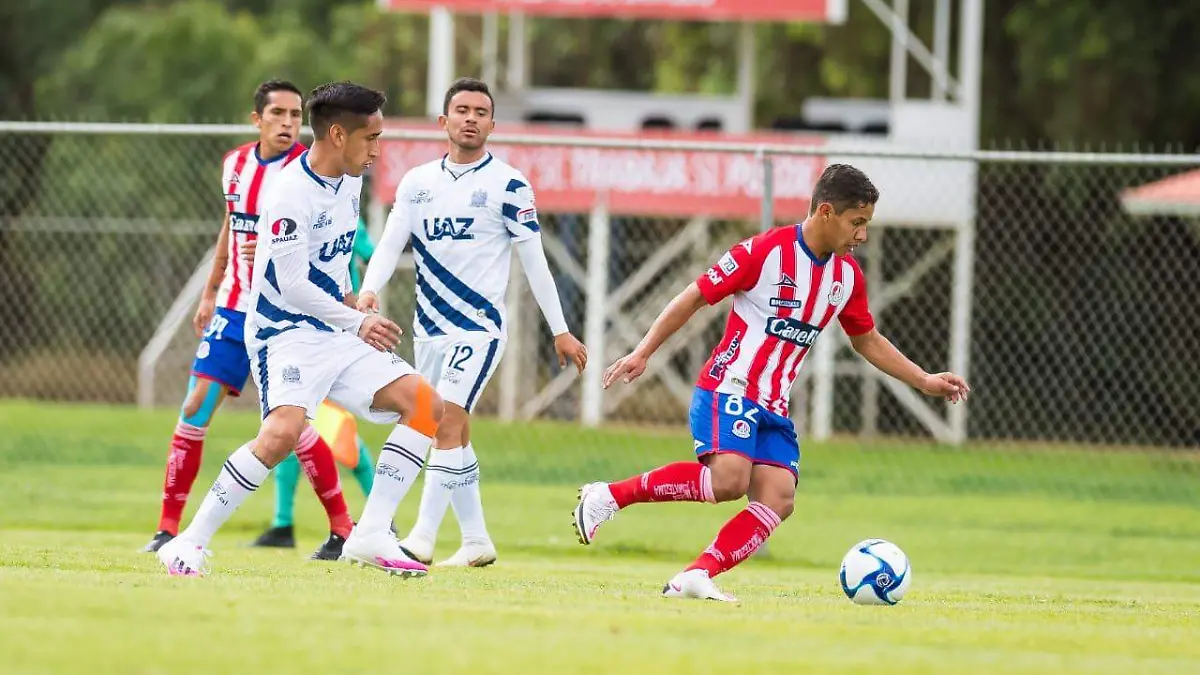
[373,124,826,219]
[379,0,836,23]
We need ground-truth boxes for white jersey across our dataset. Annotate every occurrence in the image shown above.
[245,151,366,354]
[389,153,540,341]
[216,141,306,313]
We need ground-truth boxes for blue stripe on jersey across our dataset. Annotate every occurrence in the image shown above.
[308,264,343,302]
[264,260,280,293]
[255,295,334,333]
[255,346,269,419]
[465,339,500,412]
[413,300,446,337]
[505,178,527,193]
[502,202,540,233]
[410,238,503,331]
[415,267,487,333]
[254,324,299,342]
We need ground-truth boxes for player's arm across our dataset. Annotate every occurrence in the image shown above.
[514,234,588,372]
[603,236,759,388]
[841,262,969,403]
[193,212,231,337]
[358,181,413,313]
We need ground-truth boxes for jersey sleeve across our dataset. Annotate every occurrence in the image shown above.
[695,234,762,305]
[501,171,540,242]
[220,150,237,214]
[838,256,876,336]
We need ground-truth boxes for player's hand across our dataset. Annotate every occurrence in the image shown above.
[357,291,380,314]
[239,240,256,266]
[553,332,588,373]
[358,314,403,352]
[920,372,971,403]
[192,296,216,338]
[602,352,648,389]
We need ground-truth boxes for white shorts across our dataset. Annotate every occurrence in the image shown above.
[251,331,417,425]
[414,334,505,413]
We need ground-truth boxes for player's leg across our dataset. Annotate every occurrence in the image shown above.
[294,422,356,560]
[398,338,455,563]
[664,411,798,602]
[250,451,300,548]
[572,388,756,545]
[350,435,374,496]
[146,311,249,552]
[437,415,496,567]
[329,341,444,576]
[155,337,333,576]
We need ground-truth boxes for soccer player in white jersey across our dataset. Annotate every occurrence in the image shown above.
[359,77,588,567]
[144,80,359,561]
[573,165,970,601]
[157,81,443,578]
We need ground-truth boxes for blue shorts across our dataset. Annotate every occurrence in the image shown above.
[689,387,800,478]
[191,308,250,396]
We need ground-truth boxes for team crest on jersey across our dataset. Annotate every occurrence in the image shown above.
[470,190,488,207]
[351,197,360,219]
[282,366,301,384]
[732,420,752,439]
[828,280,846,306]
[313,211,333,230]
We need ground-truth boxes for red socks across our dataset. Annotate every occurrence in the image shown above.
[295,425,353,538]
[157,422,207,534]
[608,462,716,508]
[687,501,781,578]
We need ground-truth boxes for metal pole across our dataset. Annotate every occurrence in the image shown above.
[427,6,456,118]
[581,198,610,426]
[933,0,952,101]
[482,11,499,86]
[759,152,774,231]
[737,22,757,134]
[498,261,523,422]
[506,11,528,91]
[888,0,910,106]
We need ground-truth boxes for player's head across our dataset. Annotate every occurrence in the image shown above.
[439,77,495,153]
[251,79,303,156]
[306,81,387,177]
[809,164,879,255]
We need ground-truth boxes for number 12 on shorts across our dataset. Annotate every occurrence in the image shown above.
[448,344,473,371]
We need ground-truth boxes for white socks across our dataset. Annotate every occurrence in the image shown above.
[409,446,462,543]
[451,443,489,543]
[356,425,433,536]
[410,442,490,544]
[179,443,269,547]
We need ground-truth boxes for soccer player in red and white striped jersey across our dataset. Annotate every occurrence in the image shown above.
[572,164,970,602]
[144,80,354,560]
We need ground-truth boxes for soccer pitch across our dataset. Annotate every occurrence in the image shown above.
[1,401,1198,674]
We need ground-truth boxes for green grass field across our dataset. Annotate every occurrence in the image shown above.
[2,400,1199,675]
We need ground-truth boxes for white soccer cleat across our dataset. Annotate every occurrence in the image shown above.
[396,534,435,565]
[435,539,498,568]
[572,482,619,545]
[661,569,738,603]
[156,537,211,577]
[342,529,428,578]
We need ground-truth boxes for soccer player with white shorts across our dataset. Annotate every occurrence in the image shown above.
[359,77,588,568]
[157,81,443,578]
[572,164,970,601]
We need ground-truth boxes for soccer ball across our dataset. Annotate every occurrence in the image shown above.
[839,538,912,605]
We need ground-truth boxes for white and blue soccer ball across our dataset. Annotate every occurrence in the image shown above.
[839,538,912,605]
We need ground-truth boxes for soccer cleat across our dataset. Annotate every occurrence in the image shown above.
[250,525,296,549]
[661,569,738,603]
[142,530,175,553]
[310,532,346,561]
[341,529,428,578]
[572,482,618,545]
[396,534,435,565]
[156,537,211,577]
[435,539,497,568]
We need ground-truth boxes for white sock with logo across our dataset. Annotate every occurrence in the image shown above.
[408,445,462,544]
[356,425,432,536]
[450,443,489,544]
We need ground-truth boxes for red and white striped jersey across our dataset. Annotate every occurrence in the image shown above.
[216,141,306,312]
[695,225,876,416]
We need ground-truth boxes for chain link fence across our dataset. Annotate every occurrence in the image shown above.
[1,125,1197,491]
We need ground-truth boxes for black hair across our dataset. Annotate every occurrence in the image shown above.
[306,81,387,140]
[253,79,303,115]
[442,77,494,115]
[810,164,880,215]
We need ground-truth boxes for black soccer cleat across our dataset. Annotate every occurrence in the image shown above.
[310,532,347,561]
[143,530,175,553]
[250,525,296,549]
